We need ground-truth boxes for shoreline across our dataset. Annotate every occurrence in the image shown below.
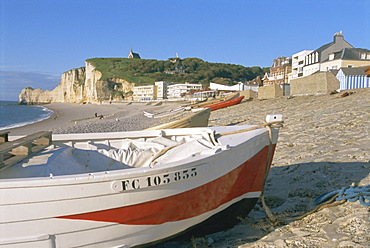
[6,102,183,136]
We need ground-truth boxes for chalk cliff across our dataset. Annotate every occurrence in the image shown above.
[18,61,135,104]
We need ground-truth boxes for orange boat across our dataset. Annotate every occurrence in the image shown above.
[192,95,245,112]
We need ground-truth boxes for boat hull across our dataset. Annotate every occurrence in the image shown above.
[0,126,278,247]
[146,108,211,130]
[192,95,245,112]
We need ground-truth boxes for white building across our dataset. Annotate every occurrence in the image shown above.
[154,81,172,100]
[133,85,157,101]
[167,83,202,99]
[291,50,313,79]
[210,82,259,93]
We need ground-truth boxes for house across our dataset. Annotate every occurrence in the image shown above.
[303,31,353,76]
[165,64,185,74]
[296,32,370,77]
[321,48,370,71]
[335,67,369,90]
[263,57,292,86]
[128,48,141,59]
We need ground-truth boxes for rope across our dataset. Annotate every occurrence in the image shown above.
[315,184,370,207]
[239,184,369,229]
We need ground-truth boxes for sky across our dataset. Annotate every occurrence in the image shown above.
[1,0,369,101]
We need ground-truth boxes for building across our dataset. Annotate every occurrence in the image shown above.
[291,50,313,79]
[320,48,370,72]
[167,83,202,99]
[299,31,369,77]
[132,85,156,101]
[155,81,172,100]
[263,57,292,86]
[210,82,259,93]
[168,53,181,63]
[128,48,141,59]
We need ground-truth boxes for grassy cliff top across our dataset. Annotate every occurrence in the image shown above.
[86,57,268,86]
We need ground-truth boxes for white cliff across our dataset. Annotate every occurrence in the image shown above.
[18,61,135,104]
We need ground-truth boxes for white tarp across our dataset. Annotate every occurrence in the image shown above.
[1,135,222,179]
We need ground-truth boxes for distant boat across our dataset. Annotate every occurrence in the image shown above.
[191,95,245,112]
[143,106,185,118]
[0,114,282,247]
[184,92,239,110]
[146,108,211,130]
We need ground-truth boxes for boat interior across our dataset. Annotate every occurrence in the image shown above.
[0,129,226,179]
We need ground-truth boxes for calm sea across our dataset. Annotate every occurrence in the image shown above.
[0,101,53,131]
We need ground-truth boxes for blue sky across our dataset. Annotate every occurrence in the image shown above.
[1,0,369,101]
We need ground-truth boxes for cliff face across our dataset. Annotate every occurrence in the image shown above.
[18,61,135,104]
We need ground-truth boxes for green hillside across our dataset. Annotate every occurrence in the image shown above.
[86,57,268,86]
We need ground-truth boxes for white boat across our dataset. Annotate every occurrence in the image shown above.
[146,108,211,130]
[0,114,282,248]
[143,107,185,118]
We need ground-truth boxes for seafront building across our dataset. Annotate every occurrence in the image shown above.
[133,82,203,101]
[132,85,157,101]
[209,82,259,93]
[291,50,313,79]
[167,83,202,99]
[155,81,172,100]
[264,32,370,93]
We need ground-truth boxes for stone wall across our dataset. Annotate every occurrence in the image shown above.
[258,84,283,99]
[290,71,340,95]
[239,89,257,99]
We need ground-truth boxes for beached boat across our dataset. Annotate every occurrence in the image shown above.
[0,114,282,248]
[184,92,239,110]
[143,106,185,118]
[192,95,245,112]
[146,107,211,130]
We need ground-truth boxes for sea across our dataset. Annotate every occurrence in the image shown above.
[0,101,53,131]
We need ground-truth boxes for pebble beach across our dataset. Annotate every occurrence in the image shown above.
[6,88,370,247]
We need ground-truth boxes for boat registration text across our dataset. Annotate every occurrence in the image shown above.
[112,167,203,192]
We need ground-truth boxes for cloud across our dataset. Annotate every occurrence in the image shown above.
[0,71,60,101]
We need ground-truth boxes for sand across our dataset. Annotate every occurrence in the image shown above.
[7,101,182,136]
[5,88,370,247]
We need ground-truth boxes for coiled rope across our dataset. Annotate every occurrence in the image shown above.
[240,182,369,228]
[315,184,370,207]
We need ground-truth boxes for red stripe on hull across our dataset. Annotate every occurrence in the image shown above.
[59,145,274,225]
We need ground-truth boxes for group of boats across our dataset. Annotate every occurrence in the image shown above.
[0,92,283,248]
[144,92,244,130]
